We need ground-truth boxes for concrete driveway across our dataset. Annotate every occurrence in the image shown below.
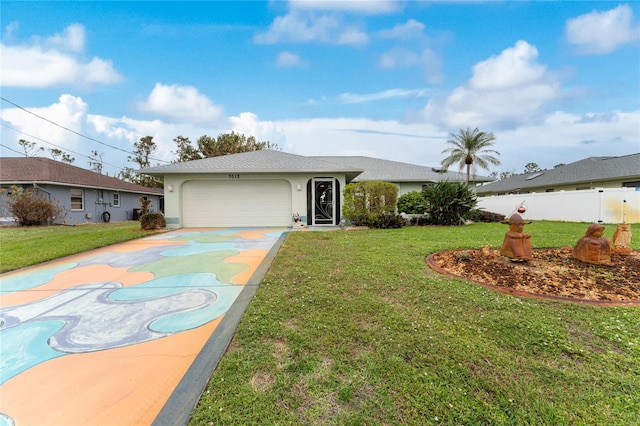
[0,228,288,426]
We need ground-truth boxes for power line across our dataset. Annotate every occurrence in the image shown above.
[0,96,171,164]
[0,122,125,171]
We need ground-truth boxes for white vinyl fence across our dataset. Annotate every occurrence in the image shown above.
[477,187,640,224]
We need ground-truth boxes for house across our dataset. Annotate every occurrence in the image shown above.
[477,153,640,196]
[142,150,489,229]
[0,157,163,225]
[313,156,492,196]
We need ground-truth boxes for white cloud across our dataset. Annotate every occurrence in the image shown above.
[423,40,560,129]
[276,51,308,68]
[3,94,637,178]
[1,95,89,155]
[288,0,401,15]
[379,47,443,84]
[0,24,122,88]
[380,47,420,69]
[253,10,367,45]
[379,19,425,40]
[339,88,431,104]
[137,83,228,125]
[566,4,640,54]
[47,23,86,53]
[494,110,640,171]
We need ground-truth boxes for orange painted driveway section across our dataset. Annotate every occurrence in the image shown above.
[0,228,287,426]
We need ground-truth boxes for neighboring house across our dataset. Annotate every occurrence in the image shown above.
[142,150,490,229]
[0,157,163,225]
[313,156,492,196]
[476,153,640,196]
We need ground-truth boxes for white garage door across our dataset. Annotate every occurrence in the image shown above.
[182,180,292,227]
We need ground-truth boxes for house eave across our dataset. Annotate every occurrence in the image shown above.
[0,180,162,195]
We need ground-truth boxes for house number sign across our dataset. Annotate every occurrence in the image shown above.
[228,174,240,179]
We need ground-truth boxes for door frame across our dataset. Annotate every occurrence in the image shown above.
[311,178,336,226]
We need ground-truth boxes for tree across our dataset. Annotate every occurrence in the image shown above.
[88,150,104,174]
[127,136,162,188]
[173,136,201,162]
[489,170,515,180]
[523,162,543,173]
[18,139,44,157]
[197,131,278,158]
[49,148,75,164]
[440,127,501,184]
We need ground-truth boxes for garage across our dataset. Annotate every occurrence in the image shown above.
[181,179,292,227]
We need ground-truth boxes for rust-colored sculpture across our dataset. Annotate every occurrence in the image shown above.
[611,224,632,255]
[572,223,613,266]
[500,213,533,262]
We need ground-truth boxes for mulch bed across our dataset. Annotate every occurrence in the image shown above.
[427,247,640,305]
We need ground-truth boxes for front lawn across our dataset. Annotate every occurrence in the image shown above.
[0,221,157,273]
[190,222,640,425]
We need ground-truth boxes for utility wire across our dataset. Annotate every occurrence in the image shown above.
[0,122,125,171]
[0,96,171,164]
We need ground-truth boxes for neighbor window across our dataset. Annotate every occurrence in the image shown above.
[113,192,120,207]
[71,189,84,210]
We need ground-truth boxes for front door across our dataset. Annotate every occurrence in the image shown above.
[312,178,335,225]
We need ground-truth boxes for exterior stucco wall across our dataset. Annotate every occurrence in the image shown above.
[162,172,348,229]
[0,184,161,225]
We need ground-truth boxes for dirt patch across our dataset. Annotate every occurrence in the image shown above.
[427,247,640,305]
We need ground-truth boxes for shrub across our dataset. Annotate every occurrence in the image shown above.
[422,181,477,226]
[138,196,152,217]
[343,181,401,229]
[4,185,66,226]
[467,209,505,223]
[140,212,166,230]
[397,191,426,214]
[372,212,405,229]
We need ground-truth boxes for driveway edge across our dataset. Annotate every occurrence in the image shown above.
[152,231,288,426]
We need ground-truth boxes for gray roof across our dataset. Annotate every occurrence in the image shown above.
[142,150,363,180]
[477,153,640,194]
[313,156,493,183]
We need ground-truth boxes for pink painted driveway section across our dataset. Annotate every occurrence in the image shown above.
[0,228,287,426]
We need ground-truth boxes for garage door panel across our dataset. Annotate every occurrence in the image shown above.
[182,180,291,227]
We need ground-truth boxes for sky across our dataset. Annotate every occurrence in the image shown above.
[1,0,639,177]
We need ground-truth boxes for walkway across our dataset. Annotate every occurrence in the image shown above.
[0,228,288,426]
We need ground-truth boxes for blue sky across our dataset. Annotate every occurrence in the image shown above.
[1,1,639,177]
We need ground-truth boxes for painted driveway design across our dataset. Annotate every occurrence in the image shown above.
[0,228,287,426]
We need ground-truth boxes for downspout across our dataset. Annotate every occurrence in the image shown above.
[33,183,52,200]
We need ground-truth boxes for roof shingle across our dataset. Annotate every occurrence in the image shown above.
[0,157,162,194]
[477,153,640,194]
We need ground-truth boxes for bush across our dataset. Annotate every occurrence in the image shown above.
[422,181,477,226]
[343,181,401,229]
[372,212,405,229]
[397,191,426,214]
[3,185,65,226]
[466,209,505,223]
[140,212,166,230]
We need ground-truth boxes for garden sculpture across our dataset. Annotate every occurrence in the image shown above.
[572,223,613,266]
[500,213,533,262]
[611,223,632,255]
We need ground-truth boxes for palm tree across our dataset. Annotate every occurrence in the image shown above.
[441,127,501,184]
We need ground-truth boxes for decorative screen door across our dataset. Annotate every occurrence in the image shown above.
[312,178,335,225]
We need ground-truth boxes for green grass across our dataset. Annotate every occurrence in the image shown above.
[0,221,158,273]
[190,222,640,425]
[1,221,638,424]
